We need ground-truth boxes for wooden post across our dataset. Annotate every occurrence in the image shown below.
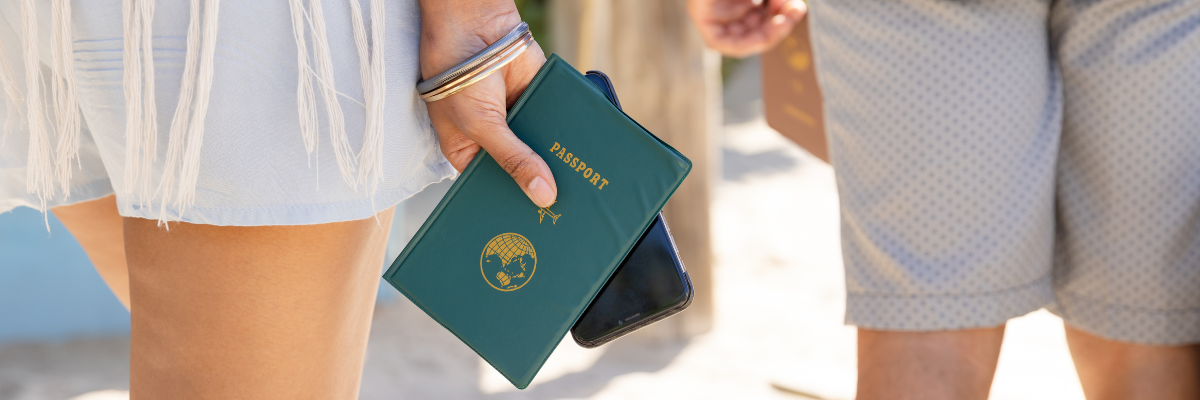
[549,0,720,337]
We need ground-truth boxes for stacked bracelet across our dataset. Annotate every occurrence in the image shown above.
[417,22,535,102]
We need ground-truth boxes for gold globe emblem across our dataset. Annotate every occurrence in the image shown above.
[480,233,537,291]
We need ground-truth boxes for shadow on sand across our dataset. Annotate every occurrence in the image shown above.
[483,336,690,400]
[723,147,801,182]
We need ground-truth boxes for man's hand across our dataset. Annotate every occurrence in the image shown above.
[419,1,555,208]
[687,0,806,57]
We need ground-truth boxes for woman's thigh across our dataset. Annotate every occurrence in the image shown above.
[124,208,393,400]
[52,195,130,309]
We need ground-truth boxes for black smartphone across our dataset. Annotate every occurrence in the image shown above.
[569,71,694,348]
[571,213,693,347]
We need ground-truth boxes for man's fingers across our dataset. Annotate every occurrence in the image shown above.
[781,0,807,20]
[707,0,758,22]
[694,0,806,57]
[754,0,802,51]
[766,0,789,14]
[743,9,766,28]
[727,20,748,36]
[763,10,799,42]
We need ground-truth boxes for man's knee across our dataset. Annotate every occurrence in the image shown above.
[856,326,1006,400]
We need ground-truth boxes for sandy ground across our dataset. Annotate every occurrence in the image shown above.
[0,58,1087,400]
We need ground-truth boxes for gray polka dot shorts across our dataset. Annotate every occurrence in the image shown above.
[809,0,1200,345]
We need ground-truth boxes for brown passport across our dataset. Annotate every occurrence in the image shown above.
[761,15,828,163]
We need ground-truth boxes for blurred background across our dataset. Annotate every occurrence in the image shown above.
[1,1,1087,399]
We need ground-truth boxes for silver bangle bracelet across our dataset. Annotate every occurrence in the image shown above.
[420,32,534,102]
[417,22,532,101]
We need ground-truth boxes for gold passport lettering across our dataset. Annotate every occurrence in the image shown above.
[550,142,610,190]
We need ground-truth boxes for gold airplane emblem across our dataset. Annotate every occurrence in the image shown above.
[537,206,560,224]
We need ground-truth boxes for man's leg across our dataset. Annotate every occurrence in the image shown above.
[856,327,1005,400]
[1047,1,1200,398]
[805,0,1059,398]
[1066,326,1200,400]
[124,208,393,400]
[52,195,130,309]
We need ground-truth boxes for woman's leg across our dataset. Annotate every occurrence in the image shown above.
[124,208,393,400]
[52,195,131,309]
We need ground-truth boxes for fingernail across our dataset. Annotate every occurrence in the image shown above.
[528,176,556,208]
[795,0,808,14]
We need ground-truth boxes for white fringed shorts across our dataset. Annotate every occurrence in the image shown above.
[811,0,1200,345]
[0,0,455,225]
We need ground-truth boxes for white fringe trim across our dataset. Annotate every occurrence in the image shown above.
[288,0,319,169]
[15,0,85,226]
[144,0,219,227]
[121,0,152,206]
[0,17,23,147]
[10,0,390,225]
[20,0,54,224]
[173,0,221,216]
[290,0,388,207]
[51,0,82,197]
[348,0,386,219]
[305,0,358,189]
[155,0,204,225]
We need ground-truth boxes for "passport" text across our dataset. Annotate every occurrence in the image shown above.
[549,142,609,190]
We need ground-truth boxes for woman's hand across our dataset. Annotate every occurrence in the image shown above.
[687,0,806,57]
[419,1,555,208]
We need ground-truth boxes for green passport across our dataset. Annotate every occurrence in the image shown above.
[383,54,691,389]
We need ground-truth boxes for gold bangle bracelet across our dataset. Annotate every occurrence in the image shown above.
[420,32,535,103]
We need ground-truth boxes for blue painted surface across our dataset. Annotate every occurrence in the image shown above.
[0,205,405,344]
[0,207,131,343]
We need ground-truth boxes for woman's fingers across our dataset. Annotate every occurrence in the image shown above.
[476,125,557,209]
[501,41,548,105]
[418,4,556,203]
[427,104,481,172]
[436,130,481,173]
[461,76,557,208]
[429,72,557,208]
[425,37,554,208]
